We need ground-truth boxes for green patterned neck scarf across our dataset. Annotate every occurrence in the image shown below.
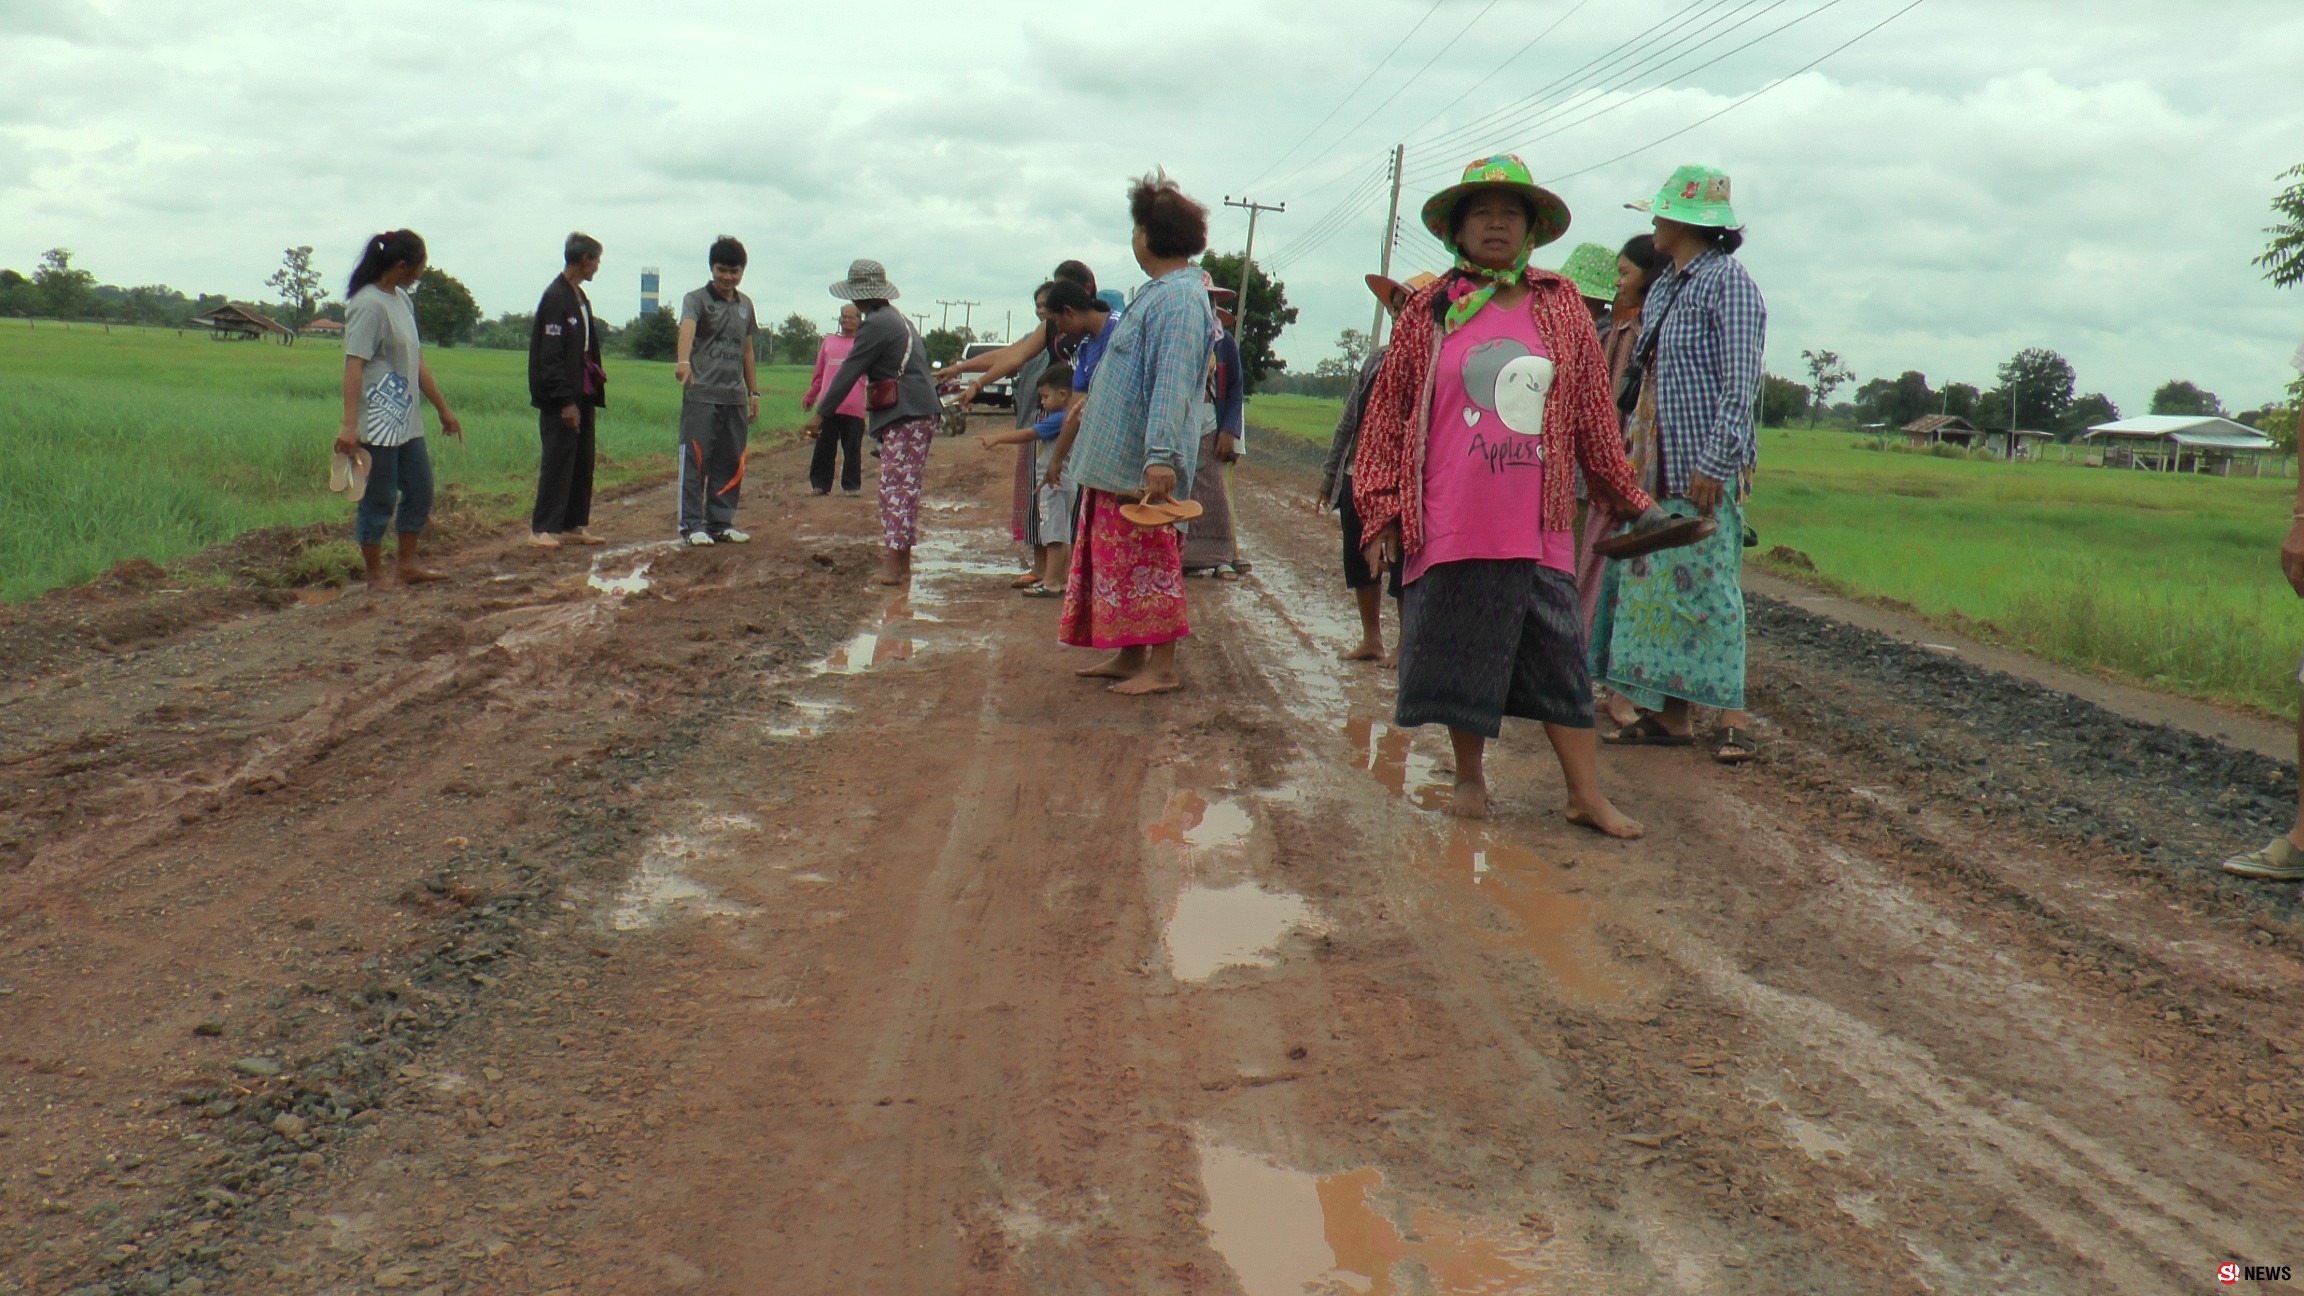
[1442,239,1532,333]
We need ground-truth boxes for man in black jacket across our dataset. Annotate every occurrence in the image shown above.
[527,232,607,547]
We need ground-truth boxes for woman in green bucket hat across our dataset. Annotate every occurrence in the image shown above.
[1556,241,1619,328]
[1592,163,1770,765]
[1351,153,1669,836]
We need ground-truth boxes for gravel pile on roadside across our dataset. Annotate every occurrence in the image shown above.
[1747,593,2301,918]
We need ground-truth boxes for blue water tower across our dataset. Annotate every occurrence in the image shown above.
[640,267,660,316]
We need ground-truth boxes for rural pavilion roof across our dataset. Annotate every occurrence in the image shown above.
[2084,415,2274,450]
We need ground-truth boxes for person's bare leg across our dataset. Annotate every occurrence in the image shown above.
[1109,640,1181,695]
[2288,704,2304,850]
[1601,689,1641,729]
[1548,723,1645,839]
[1657,697,1695,737]
[360,543,397,589]
[1448,728,1489,819]
[1078,645,1145,679]
[1341,585,1385,661]
[394,533,446,584]
[1045,541,1072,591]
[874,547,909,585]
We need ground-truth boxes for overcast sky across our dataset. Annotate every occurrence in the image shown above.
[3,0,2299,414]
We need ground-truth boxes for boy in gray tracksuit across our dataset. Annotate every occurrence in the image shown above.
[674,235,759,544]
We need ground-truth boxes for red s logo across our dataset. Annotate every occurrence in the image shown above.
[2219,1262,2241,1284]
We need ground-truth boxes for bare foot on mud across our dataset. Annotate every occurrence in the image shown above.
[1566,795,1645,839]
[1340,641,1385,662]
[1450,778,1489,819]
[366,571,400,591]
[1109,672,1180,696]
[873,550,910,586]
[1382,652,1399,670]
[397,566,448,585]
[1076,653,1140,680]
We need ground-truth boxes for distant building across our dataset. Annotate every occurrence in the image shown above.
[300,317,344,340]
[2083,415,2277,476]
[640,266,660,317]
[1900,414,2053,459]
[196,303,294,343]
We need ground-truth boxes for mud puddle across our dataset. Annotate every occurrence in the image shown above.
[1347,716,1453,811]
[1166,883,1319,982]
[1423,826,1638,1004]
[602,822,760,931]
[1195,1132,1592,1294]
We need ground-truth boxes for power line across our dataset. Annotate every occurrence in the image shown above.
[1405,0,1733,164]
[1238,0,1447,191]
[1498,0,1840,155]
[1261,0,1506,193]
[1388,0,1592,150]
[1260,165,1393,268]
[1267,179,1393,273]
[1541,0,1927,184]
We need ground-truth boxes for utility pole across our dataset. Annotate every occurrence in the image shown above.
[909,312,929,334]
[934,299,957,329]
[1371,144,1405,347]
[1222,195,1285,344]
[955,300,980,333]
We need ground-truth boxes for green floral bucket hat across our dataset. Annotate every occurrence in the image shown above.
[1627,163,1742,230]
[1419,154,1571,250]
[1558,241,1617,302]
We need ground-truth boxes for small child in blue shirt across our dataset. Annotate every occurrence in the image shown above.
[978,365,1077,597]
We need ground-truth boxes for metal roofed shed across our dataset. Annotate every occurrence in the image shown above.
[2084,415,2277,475]
[1900,414,2056,459]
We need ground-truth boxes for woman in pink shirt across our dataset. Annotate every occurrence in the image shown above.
[803,303,867,495]
[1354,155,1658,834]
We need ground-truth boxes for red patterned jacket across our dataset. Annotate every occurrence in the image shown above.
[1352,268,1652,553]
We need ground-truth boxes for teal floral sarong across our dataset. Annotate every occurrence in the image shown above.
[1590,494,1746,711]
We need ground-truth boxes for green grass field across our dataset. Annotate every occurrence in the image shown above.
[1252,396,2302,717]
[0,321,815,603]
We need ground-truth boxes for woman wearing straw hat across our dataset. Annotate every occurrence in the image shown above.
[805,259,940,585]
[1592,165,1768,764]
[1353,154,1664,833]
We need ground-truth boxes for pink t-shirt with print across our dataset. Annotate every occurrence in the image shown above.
[1405,299,1572,585]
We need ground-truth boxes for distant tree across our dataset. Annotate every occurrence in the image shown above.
[923,325,972,367]
[468,311,536,350]
[1942,382,1980,421]
[1315,327,1373,380]
[1198,252,1297,392]
[2257,163,2304,288]
[2148,379,2225,417]
[1853,370,1937,428]
[0,268,33,316]
[410,268,480,347]
[773,312,823,365]
[622,306,679,361]
[1759,374,1808,428]
[33,248,94,319]
[1994,347,2075,428]
[2063,392,2120,437]
[265,245,328,327]
[1799,349,1854,427]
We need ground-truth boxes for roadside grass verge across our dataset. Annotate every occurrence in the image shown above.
[0,321,813,602]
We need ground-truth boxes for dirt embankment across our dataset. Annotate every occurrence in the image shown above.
[1,429,2298,1296]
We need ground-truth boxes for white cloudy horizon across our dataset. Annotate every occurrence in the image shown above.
[3,0,2300,416]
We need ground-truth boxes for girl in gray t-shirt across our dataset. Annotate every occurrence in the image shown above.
[336,230,464,588]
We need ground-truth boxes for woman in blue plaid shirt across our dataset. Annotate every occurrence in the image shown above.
[1592,165,1768,765]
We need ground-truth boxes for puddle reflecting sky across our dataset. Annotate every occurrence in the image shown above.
[1346,716,1453,812]
[1422,826,1634,1004]
[1197,1134,1578,1294]
[1165,883,1316,982]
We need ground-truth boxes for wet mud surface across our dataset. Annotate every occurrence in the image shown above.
[1,427,2299,1295]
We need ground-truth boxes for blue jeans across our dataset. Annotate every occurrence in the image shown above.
[356,438,434,545]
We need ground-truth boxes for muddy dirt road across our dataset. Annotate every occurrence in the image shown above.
[4,427,2302,1296]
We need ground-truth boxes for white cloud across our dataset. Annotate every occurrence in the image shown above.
[1,0,2298,414]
